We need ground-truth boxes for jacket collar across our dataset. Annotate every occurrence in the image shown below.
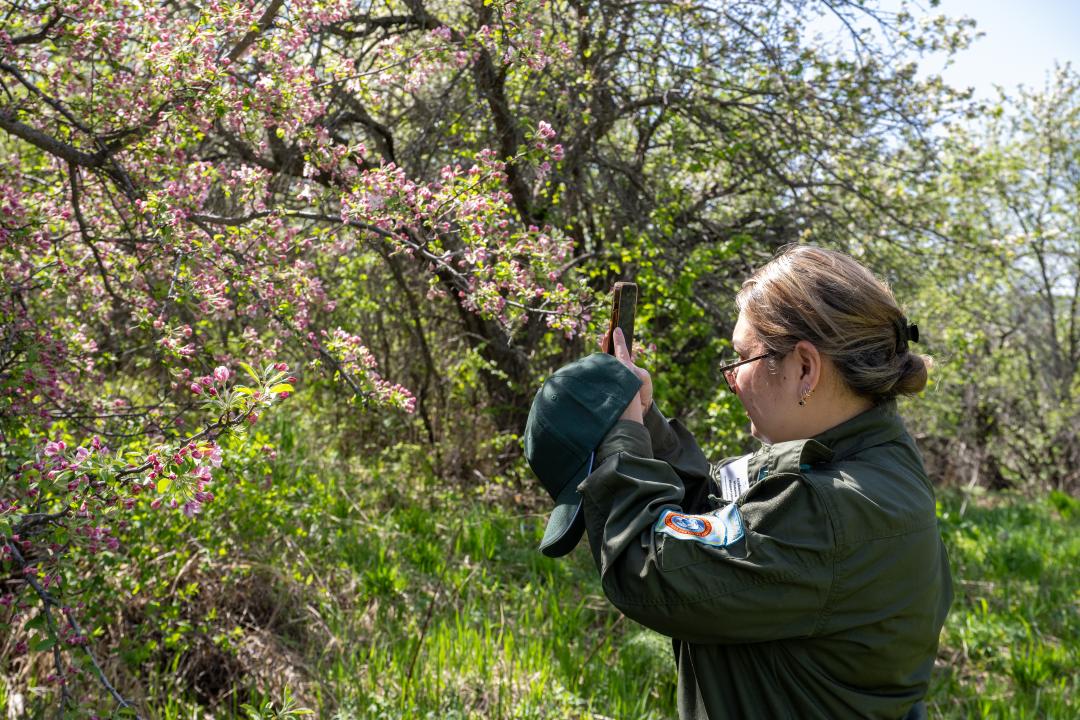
[749,401,906,480]
[812,400,905,462]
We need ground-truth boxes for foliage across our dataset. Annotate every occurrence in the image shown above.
[3,403,682,717]
[241,687,313,719]
[1,0,578,710]
[4,407,1075,718]
[0,362,294,715]
[899,66,1080,494]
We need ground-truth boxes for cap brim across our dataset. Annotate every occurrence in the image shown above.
[538,458,590,558]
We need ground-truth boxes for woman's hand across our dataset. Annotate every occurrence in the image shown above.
[603,327,653,424]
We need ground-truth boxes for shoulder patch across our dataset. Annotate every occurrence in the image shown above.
[655,505,745,547]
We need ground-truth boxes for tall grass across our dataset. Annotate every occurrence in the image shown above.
[4,408,1076,718]
[929,489,1079,719]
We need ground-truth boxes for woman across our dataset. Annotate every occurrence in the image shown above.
[581,245,953,720]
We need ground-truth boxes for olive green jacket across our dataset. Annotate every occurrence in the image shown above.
[578,401,953,720]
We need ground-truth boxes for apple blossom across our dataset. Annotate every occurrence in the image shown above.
[1,0,590,709]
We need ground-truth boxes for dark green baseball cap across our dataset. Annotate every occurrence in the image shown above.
[524,353,642,557]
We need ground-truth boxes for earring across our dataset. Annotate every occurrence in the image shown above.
[798,386,813,406]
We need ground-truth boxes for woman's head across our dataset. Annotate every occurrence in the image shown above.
[734,245,930,403]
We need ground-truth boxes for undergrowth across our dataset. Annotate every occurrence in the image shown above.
[929,489,1079,719]
[2,407,1077,719]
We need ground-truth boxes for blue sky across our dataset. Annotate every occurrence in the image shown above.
[807,0,1079,100]
[910,0,1079,99]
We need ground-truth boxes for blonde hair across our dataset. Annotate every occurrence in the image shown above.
[735,245,930,401]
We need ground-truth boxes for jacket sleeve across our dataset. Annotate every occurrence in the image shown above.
[579,420,836,644]
[641,403,713,513]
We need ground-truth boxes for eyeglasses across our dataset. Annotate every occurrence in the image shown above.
[719,352,773,393]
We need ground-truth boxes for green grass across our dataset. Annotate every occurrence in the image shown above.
[43,414,678,719]
[928,489,1079,719]
[4,410,1077,719]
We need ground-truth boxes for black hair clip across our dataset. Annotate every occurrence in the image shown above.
[895,317,919,353]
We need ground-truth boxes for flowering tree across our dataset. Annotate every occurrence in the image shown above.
[1,0,582,711]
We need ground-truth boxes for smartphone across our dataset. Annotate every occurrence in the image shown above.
[605,281,637,357]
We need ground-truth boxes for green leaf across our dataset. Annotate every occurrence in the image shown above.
[239,362,261,383]
[157,477,172,493]
[268,384,294,394]
[32,637,57,652]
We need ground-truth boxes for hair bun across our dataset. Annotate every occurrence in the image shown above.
[894,352,931,396]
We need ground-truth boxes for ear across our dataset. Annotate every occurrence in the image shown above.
[792,340,821,391]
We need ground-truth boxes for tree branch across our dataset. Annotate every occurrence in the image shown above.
[226,0,286,63]
[10,9,65,45]
[69,164,124,305]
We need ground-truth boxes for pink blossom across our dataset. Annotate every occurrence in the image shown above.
[0,0,595,647]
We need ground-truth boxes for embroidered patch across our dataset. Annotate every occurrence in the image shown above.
[664,513,712,537]
[655,505,745,547]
